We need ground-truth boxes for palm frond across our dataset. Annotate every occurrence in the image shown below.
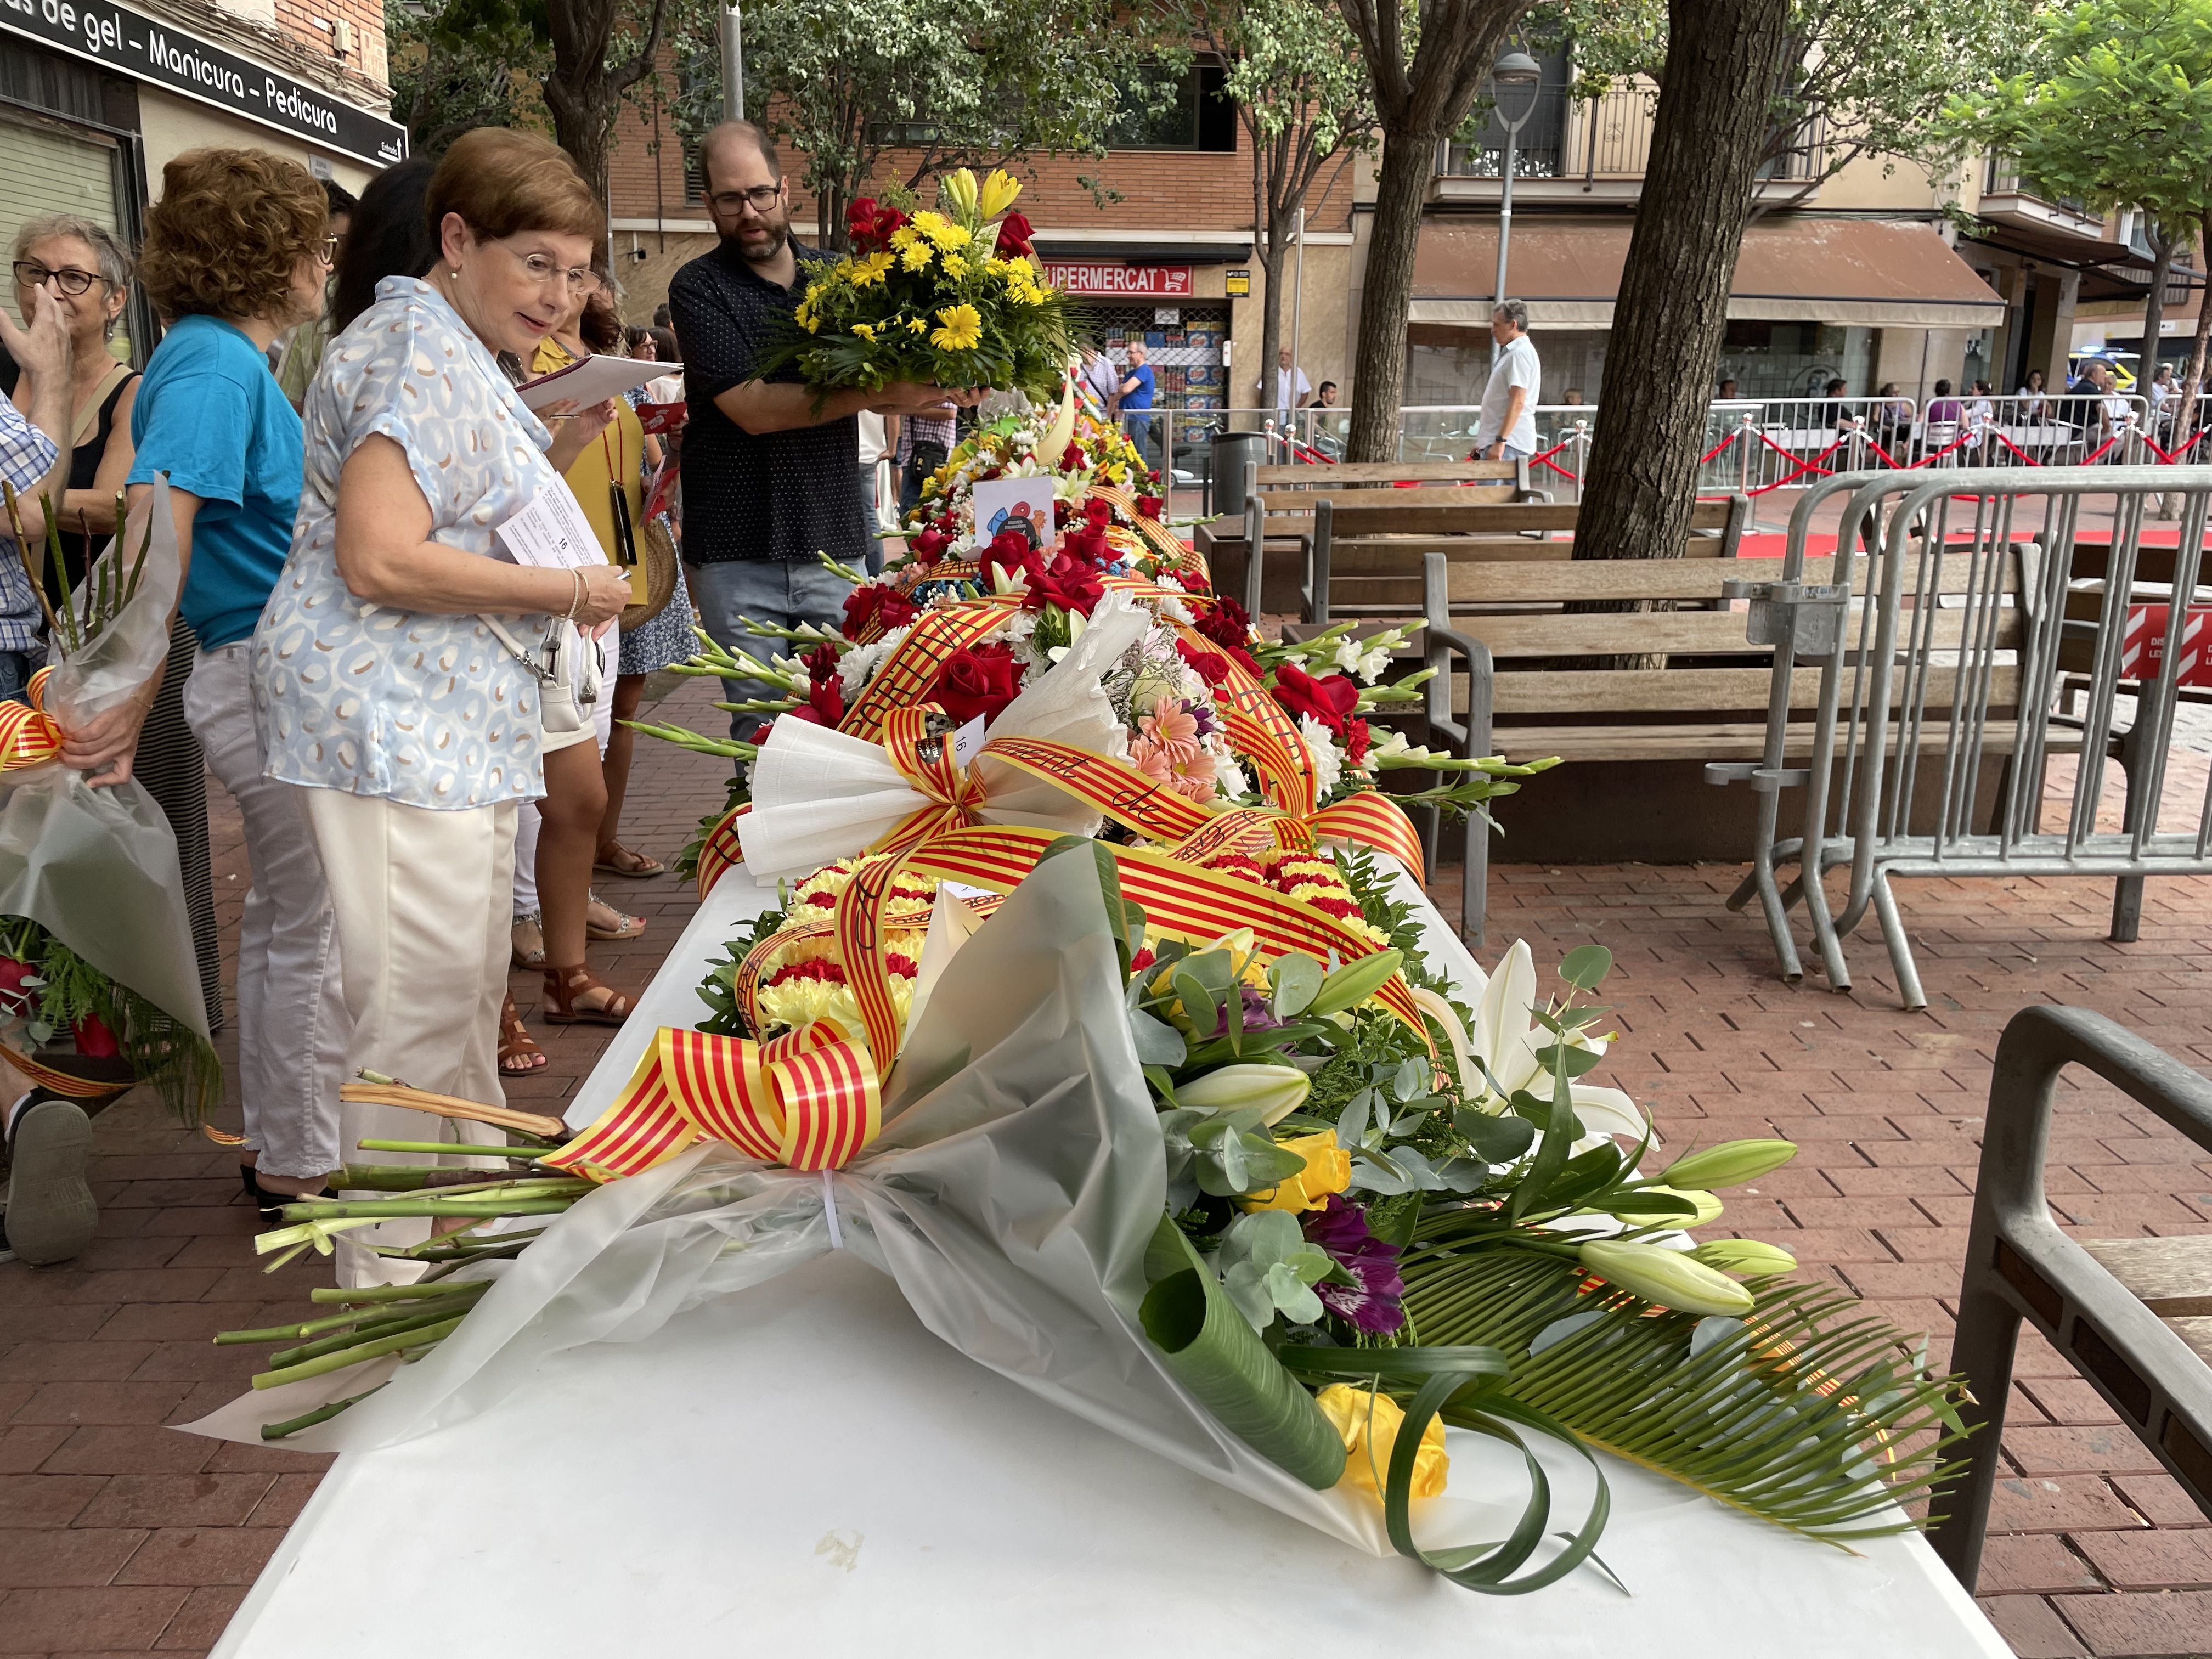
[1402,1242,1967,1545]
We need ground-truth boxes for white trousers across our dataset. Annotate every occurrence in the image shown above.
[182,644,347,1179]
[302,787,518,1281]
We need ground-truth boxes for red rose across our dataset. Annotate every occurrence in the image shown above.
[1272,663,1360,733]
[1028,551,1105,616]
[1060,521,1110,567]
[931,641,1023,726]
[1083,498,1112,529]
[910,527,952,565]
[786,655,847,727]
[0,955,35,1016]
[1136,494,1165,520]
[1195,595,1255,654]
[72,1013,119,1058]
[1059,443,1087,472]
[995,212,1035,257]
[1342,717,1372,765]
[845,198,907,251]
[985,528,1045,586]
[1175,637,1232,686]
[842,583,919,640]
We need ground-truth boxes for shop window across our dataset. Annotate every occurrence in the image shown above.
[0,107,133,363]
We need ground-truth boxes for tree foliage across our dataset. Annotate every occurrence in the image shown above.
[1196,0,1378,405]
[387,0,553,155]
[664,0,1166,251]
[1547,0,2033,208]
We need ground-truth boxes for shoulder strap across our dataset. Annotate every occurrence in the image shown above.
[71,360,132,447]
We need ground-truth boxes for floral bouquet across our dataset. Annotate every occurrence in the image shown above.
[185,838,1965,1596]
[766,168,1070,401]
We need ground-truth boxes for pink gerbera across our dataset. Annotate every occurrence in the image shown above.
[1126,735,1175,785]
[1138,700,1200,758]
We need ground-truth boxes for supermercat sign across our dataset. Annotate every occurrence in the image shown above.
[0,0,407,166]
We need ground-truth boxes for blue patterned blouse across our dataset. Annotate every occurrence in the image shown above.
[253,278,559,810]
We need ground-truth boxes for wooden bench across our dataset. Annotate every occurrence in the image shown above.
[1418,543,2055,942]
[1228,460,1536,618]
[1310,494,1752,625]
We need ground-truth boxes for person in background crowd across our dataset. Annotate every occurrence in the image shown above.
[2018,367,2050,425]
[1079,343,1118,420]
[1964,379,1995,452]
[0,281,79,1264]
[1119,340,1158,471]
[1875,382,1912,457]
[331,159,436,332]
[4,217,138,616]
[1268,346,1310,428]
[899,403,957,514]
[645,326,682,405]
[252,129,629,1222]
[856,408,889,575]
[52,149,341,1238]
[2149,363,2177,442]
[1313,381,1340,408]
[652,302,671,329]
[1471,300,1539,464]
[1560,387,1585,407]
[1925,379,1962,424]
[1308,380,1344,459]
[668,121,963,740]
[2085,362,2131,455]
[1717,377,1739,400]
[505,267,654,1054]
[275,177,357,411]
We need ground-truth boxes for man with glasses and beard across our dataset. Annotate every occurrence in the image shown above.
[668,121,974,740]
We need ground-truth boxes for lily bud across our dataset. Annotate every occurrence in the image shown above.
[1579,1239,1755,1317]
[943,168,980,218]
[1306,949,1404,1017]
[1691,1239,1798,1276]
[1658,1138,1798,1190]
[1613,1185,1723,1227]
[1177,1064,1312,1126]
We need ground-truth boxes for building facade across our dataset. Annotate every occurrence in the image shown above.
[603,59,1358,424]
[0,0,403,364]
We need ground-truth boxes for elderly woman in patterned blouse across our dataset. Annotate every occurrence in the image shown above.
[252,128,630,1197]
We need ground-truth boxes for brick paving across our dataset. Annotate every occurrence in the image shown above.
[2,669,2209,1656]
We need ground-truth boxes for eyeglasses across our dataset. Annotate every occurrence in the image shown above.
[707,183,784,217]
[11,262,104,296]
[495,240,599,295]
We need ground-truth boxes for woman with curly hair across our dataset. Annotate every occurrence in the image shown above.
[66,147,344,1221]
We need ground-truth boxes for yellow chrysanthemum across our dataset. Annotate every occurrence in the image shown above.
[849,250,894,287]
[941,251,969,279]
[929,303,983,351]
[900,241,934,273]
[913,210,969,251]
[890,225,920,250]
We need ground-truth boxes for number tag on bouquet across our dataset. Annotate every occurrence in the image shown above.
[495,480,606,570]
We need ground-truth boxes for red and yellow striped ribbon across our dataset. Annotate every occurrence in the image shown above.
[544,1020,881,1183]
[0,667,63,772]
[0,1042,131,1102]
[696,802,750,900]
[1307,792,1426,881]
[842,594,1023,740]
[870,705,989,864]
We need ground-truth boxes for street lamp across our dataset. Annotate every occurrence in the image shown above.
[1488,49,1543,362]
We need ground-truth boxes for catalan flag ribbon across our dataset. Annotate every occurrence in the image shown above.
[544,1020,882,1184]
[0,667,63,772]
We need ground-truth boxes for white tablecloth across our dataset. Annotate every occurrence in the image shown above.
[212,870,2010,1659]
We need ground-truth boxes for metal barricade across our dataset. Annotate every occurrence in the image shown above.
[1709,465,2212,1009]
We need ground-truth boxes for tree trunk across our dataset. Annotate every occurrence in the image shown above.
[2140,224,2173,408]
[544,0,668,216]
[2169,215,2212,467]
[1345,128,1433,464]
[1575,0,1790,564]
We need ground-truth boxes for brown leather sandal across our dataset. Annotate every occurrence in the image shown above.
[500,990,547,1073]
[541,964,634,1027]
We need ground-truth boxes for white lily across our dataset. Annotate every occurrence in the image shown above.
[1445,939,1649,1144]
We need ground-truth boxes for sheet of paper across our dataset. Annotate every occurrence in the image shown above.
[518,355,673,412]
[969,476,1053,552]
[495,482,610,571]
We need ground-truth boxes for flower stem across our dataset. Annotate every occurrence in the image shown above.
[251,1316,466,1390]
[260,1385,388,1441]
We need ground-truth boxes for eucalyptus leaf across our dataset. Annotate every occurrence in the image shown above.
[1129,1009,1188,1066]
[1391,1057,1425,1102]
[1559,944,1613,990]
[1455,1109,1536,1164]
[1531,1043,1606,1080]
[1269,952,1324,1019]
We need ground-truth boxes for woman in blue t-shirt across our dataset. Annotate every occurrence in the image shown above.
[72,148,342,1220]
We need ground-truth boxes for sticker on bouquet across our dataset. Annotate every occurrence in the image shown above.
[968,476,1051,554]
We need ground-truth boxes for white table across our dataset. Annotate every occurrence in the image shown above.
[212,872,2011,1658]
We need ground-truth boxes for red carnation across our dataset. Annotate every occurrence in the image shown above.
[1342,716,1372,765]
[1059,443,1087,472]
[995,211,1035,258]
[842,583,919,640]
[1196,594,1256,654]
[1028,551,1105,616]
[931,641,1023,726]
[845,198,908,251]
[72,1013,120,1058]
[1136,494,1165,520]
[1272,663,1361,733]
[1060,521,1110,567]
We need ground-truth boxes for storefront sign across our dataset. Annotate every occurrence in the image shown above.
[1042,262,1194,298]
[0,0,408,166]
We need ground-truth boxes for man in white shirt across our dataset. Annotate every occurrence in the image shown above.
[1472,300,1541,462]
[1269,347,1311,425]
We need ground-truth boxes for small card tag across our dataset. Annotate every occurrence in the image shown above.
[951,716,986,769]
[495,481,604,570]
[939,879,996,902]
[968,476,1052,552]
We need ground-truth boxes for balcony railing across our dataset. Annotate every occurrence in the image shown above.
[1984,156,2089,217]
[1438,87,1821,184]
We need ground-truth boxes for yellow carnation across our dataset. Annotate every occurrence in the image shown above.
[929,303,984,351]
[1315,1385,1449,1500]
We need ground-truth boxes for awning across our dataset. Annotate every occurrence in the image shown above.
[1409,217,2008,330]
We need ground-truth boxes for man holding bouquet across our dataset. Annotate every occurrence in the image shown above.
[670,122,975,740]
